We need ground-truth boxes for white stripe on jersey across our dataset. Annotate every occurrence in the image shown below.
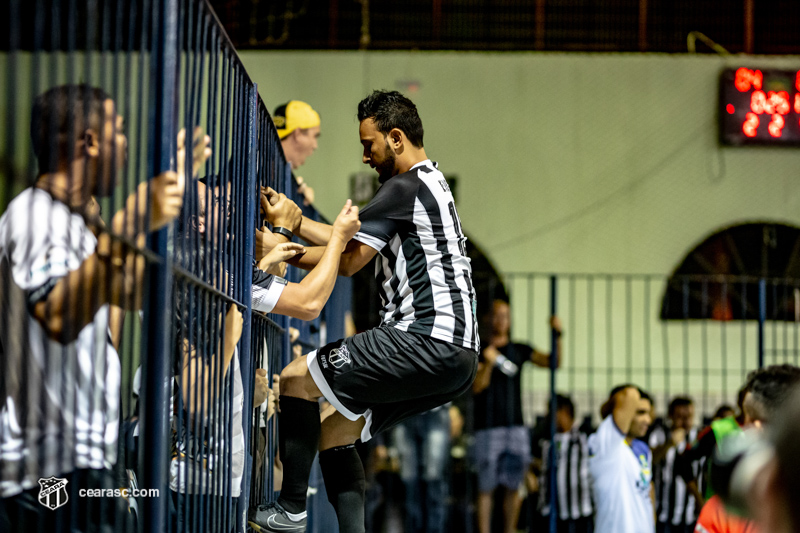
[0,188,120,498]
[652,426,701,525]
[356,160,478,351]
[540,428,594,520]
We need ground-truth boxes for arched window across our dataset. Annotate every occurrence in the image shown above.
[661,223,800,321]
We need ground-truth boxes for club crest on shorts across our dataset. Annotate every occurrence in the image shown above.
[328,344,352,369]
[38,476,69,510]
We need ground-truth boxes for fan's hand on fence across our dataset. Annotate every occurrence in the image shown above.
[549,315,563,335]
[112,172,183,236]
[148,171,184,231]
[331,199,360,242]
[265,387,277,420]
[253,368,270,407]
[296,176,315,206]
[261,242,305,270]
[177,126,212,184]
[272,374,281,413]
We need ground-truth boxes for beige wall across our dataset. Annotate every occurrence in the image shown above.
[240,51,800,278]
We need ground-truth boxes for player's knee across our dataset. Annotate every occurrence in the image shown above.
[320,413,364,450]
[279,356,317,399]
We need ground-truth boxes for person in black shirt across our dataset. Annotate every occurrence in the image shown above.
[472,299,562,533]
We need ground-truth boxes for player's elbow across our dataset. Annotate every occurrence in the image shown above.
[338,261,357,278]
[295,297,324,321]
[298,304,322,321]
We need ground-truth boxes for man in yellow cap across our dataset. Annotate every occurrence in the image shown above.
[274,100,321,205]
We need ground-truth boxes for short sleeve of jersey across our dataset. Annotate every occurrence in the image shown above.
[589,415,625,460]
[0,189,96,306]
[511,343,534,365]
[353,175,418,252]
[251,268,287,313]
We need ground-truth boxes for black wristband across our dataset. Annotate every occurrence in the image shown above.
[272,226,294,240]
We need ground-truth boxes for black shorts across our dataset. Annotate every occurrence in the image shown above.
[307,326,478,442]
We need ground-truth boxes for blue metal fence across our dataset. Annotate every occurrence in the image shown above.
[1,1,350,532]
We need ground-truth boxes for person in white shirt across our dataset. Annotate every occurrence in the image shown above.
[589,384,655,533]
[0,84,203,532]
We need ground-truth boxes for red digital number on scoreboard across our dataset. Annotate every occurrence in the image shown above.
[727,68,800,141]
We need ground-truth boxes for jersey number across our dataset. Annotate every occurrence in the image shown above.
[448,201,467,256]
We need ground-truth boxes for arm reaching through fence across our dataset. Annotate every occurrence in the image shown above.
[179,303,243,417]
[269,200,360,320]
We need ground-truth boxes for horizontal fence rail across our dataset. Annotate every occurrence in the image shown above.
[502,273,798,426]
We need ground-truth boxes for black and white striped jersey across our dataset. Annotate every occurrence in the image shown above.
[539,427,595,520]
[649,426,704,526]
[353,160,479,352]
[0,188,120,498]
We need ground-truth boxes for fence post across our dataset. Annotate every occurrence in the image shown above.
[140,0,180,530]
[548,275,558,533]
[236,82,259,532]
[758,278,766,368]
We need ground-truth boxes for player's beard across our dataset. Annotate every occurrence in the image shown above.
[375,140,396,183]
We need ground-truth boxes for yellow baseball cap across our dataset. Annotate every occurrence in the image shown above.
[273,100,321,139]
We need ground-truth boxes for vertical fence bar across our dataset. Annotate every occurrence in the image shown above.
[236,81,259,533]
[644,277,652,393]
[758,278,766,368]
[140,0,180,531]
[625,276,632,382]
[548,275,558,533]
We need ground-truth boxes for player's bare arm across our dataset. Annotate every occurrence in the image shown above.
[262,186,333,246]
[287,238,377,277]
[612,386,642,435]
[271,200,361,320]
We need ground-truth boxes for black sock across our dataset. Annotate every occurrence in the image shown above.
[276,396,320,515]
[319,444,366,533]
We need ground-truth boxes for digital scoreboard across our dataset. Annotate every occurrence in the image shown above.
[720,67,800,146]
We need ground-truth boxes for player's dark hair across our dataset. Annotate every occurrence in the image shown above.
[30,84,112,173]
[638,388,653,407]
[743,364,800,423]
[357,90,424,148]
[772,385,800,532]
[555,393,575,419]
[668,395,694,416]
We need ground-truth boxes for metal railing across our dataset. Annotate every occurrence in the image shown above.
[502,273,799,427]
[1,1,350,532]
